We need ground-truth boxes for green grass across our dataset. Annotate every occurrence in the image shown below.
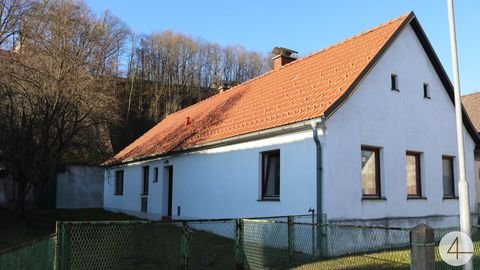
[294,234,480,270]
[3,209,480,269]
[0,208,137,251]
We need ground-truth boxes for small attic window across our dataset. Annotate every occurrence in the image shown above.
[391,74,399,91]
[423,83,430,99]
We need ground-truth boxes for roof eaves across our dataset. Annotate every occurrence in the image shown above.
[103,116,326,167]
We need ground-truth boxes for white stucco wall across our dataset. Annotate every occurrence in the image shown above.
[104,24,478,228]
[324,25,477,227]
[104,130,320,220]
[56,165,104,209]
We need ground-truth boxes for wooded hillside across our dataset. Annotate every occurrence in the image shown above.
[0,0,269,211]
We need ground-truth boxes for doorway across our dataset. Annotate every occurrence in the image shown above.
[163,166,173,217]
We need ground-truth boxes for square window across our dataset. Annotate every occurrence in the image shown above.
[442,156,455,197]
[406,152,422,197]
[361,146,381,197]
[115,170,124,195]
[391,74,399,91]
[261,150,280,199]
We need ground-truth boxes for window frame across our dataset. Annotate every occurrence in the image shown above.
[114,170,124,196]
[261,150,281,200]
[391,74,399,91]
[361,146,381,198]
[423,83,430,99]
[442,156,455,198]
[406,151,422,198]
[142,166,149,195]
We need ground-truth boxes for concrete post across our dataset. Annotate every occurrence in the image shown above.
[410,224,435,270]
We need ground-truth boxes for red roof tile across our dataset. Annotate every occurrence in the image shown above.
[462,92,480,133]
[106,13,412,165]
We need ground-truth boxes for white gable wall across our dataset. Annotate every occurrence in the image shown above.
[325,24,477,227]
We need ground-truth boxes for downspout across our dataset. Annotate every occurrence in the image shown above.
[310,120,324,220]
[310,119,326,257]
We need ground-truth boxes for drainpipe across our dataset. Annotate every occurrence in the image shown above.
[311,119,326,257]
[310,120,324,219]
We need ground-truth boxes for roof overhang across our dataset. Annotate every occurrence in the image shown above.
[104,117,326,168]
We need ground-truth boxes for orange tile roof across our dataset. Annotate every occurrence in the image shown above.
[106,13,412,166]
[462,92,480,133]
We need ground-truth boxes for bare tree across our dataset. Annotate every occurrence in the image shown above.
[0,0,30,49]
[0,0,129,215]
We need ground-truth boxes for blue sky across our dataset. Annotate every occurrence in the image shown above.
[86,0,479,94]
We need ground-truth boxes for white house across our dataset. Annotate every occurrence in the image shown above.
[103,12,479,228]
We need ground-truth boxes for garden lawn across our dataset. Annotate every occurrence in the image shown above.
[0,208,135,251]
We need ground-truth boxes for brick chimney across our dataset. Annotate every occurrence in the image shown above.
[272,47,297,70]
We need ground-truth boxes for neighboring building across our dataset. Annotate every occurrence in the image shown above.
[0,164,104,209]
[56,165,104,209]
[103,12,479,228]
[0,163,10,208]
[462,92,480,204]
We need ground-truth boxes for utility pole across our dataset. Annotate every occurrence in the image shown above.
[446,1,473,269]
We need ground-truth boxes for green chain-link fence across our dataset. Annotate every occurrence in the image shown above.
[0,234,55,270]
[432,226,480,270]
[3,215,480,269]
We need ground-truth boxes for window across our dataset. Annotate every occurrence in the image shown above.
[442,156,455,197]
[115,170,124,195]
[391,74,399,91]
[423,83,430,99]
[153,167,159,183]
[361,146,381,197]
[261,150,280,200]
[406,152,422,197]
[142,166,149,195]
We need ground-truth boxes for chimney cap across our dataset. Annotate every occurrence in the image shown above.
[272,47,298,57]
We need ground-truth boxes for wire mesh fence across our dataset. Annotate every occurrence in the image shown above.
[58,220,184,270]
[4,215,480,269]
[432,226,480,270]
[0,234,55,270]
[240,218,412,269]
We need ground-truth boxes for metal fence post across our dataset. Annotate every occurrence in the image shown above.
[287,216,295,262]
[410,224,435,270]
[60,222,66,270]
[309,209,316,256]
[234,219,245,269]
[318,213,328,258]
[54,222,60,270]
[181,221,192,270]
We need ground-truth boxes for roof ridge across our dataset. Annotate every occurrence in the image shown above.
[274,12,412,71]
[160,12,412,122]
